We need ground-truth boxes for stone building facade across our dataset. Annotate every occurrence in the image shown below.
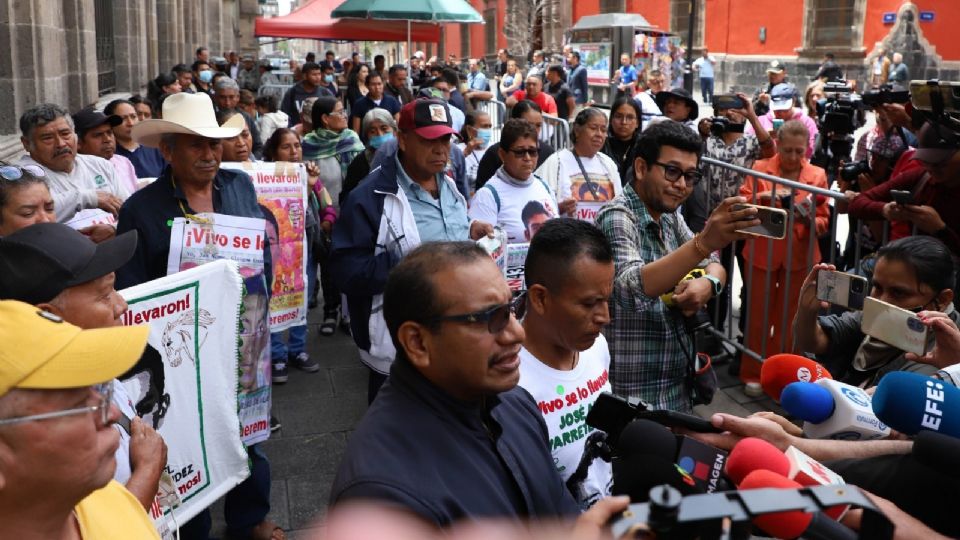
[0,0,260,153]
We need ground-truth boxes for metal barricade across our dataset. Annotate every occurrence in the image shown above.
[696,156,876,370]
[257,83,291,103]
[540,114,570,151]
[474,99,507,144]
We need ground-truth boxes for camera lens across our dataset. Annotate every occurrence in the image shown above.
[771,213,784,225]
[851,279,864,293]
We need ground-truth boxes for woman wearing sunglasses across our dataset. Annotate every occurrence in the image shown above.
[0,162,55,236]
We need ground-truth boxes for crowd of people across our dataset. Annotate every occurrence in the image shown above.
[0,40,959,540]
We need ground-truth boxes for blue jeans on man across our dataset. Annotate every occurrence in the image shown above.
[700,77,714,104]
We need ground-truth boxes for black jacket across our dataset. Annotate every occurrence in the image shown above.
[329,358,581,526]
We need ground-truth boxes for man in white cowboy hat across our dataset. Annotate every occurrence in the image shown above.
[114,91,285,540]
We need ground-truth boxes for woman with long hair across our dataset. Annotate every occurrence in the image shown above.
[146,72,181,113]
[601,96,643,177]
[346,63,371,109]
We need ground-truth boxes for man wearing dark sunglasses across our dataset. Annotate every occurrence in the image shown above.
[0,300,160,539]
[596,120,761,412]
[330,241,629,528]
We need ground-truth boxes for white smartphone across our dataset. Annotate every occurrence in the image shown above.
[861,296,929,356]
[817,270,868,311]
[732,203,788,239]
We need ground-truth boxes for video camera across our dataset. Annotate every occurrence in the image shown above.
[839,158,870,185]
[816,81,864,136]
[861,84,911,108]
[708,117,746,137]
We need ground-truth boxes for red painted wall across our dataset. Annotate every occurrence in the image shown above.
[624,0,670,30]
[863,0,960,60]
[720,0,805,56]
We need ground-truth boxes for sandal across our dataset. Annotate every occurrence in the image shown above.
[250,519,286,540]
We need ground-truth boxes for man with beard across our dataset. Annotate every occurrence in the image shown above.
[595,120,759,411]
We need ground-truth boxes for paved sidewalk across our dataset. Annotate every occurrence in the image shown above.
[208,308,783,538]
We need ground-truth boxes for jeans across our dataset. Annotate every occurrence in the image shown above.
[270,326,307,361]
[700,77,714,104]
[178,444,271,539]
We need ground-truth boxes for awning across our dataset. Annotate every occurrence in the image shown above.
[254,0,441,42]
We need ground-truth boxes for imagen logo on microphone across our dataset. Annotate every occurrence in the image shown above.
[678,456,710,481]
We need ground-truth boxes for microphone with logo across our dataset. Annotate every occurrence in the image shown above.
[760,353,833,402]
[780,379,890,440]
[610,419,702,502]
[872,371,960,438]
[739,469,857,540]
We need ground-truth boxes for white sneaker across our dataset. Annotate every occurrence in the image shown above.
[744,382,764,398]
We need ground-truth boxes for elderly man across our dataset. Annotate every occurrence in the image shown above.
[18,103,129,232]
[106,99,167,179]
[73,108,139,195]
[0,222,168,511]
[114,91,282,540]
[505,74,558,116]
[0,299,159,539]
[236,54,260,92]
[331,98,493,402]
[213,77,264,158]
[329,241,628,526]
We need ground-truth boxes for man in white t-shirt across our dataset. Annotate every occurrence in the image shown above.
[470,119,558,242]
[18,104,129,241]
[518,218,615,509]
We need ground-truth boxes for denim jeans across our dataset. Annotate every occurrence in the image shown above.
[270,326,307,361]
[700,77,714,104]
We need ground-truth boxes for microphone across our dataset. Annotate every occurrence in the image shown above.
[611,419,704,502]
[674,435,730,493]
[913,430,960,476]
[780,379,890,440]
[784,446,848,520]
[760,353,833,402]
[872,371,960,438]
[616,419,677,459]
[724,437,790,486]
[739,469,857,540]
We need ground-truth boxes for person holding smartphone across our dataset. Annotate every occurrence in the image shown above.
[739,120,829,394]
[792,236,957,387]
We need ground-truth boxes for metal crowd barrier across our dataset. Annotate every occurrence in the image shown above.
[257,83,291,102]
[696,156,878,366]
[474,99,507,144]
[541,114,571,151]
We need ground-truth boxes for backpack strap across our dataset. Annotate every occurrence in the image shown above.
[481,183,501,213]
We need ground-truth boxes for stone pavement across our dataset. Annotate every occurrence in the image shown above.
[208,308,784,539]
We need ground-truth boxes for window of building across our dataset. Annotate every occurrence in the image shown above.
[806,0,859,48]
[461,23,471,58]
[670,0,704,49]
[600,0,625,13]
[485,3,497,55]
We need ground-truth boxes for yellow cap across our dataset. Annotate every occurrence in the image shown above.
[0,300,149,396]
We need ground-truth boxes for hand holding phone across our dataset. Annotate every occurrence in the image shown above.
[816,269,868,310]
[861,296,930,356]
[731,203,787,239]
[890,189,913,206]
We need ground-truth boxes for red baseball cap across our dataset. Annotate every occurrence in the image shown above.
[398,98,459,140]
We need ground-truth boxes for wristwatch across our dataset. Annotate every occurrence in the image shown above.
[703,274,723,297]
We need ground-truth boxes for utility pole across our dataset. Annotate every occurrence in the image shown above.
[683,0,697,93]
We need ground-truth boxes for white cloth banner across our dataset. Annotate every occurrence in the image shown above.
[118,259,249,530]
[64,208,117,230]
[222,161,309,331]
[166,213,272,446]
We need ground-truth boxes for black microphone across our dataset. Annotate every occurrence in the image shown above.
[565,431,611,499]
[611,420,699,503]
[913,430,960,478]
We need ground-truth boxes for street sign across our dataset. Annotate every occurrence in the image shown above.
[882,12,896,24]
[920,11,934,22]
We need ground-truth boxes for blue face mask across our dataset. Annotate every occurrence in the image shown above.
[199,70,214,83]
[476,128,492,147]
[324,74,334,83]
[369,131,395,149]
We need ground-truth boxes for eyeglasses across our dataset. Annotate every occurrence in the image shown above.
[0,164,46,181]
[654,162,703,185]
[431,292,527,334]
[0,383,113,427]
[505,148,539,159]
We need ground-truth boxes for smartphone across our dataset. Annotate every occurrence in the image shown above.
[772,118,785,130]
[817,269,868,310]
[713,94,745,110]
[910,80,960,113]
[861,296,930,356]
[732,203,788,239]
[635,409,723,433]
[890,189,913,206]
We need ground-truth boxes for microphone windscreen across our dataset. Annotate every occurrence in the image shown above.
[913,430,960,476]
[725,437,791,486]
[739,469,813,539]
[873,372,960,438]
[781,382,835,424]
[617,419,677,459]
[612,454,700,502]
[760,354,833,402]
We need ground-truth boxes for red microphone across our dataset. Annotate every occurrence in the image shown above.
[739,470,856,540]
[760,354,833,402]
[724,437,790,486]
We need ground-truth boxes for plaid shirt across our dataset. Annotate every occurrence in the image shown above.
[596,184,719,412]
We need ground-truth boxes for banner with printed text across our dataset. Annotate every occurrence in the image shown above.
[166,213,272,446]
[559,172,617,224]
[65,208,117,230]
[222,161,308,331]
[119,260,249,533]
[573,43,613,85]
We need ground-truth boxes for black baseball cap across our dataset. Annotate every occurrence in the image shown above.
[0,223,137,305]
[72,107,122,138]
[912,121,960,165]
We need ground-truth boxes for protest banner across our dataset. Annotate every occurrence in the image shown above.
[167,213,272,446]
[222,161,308,331]
[505,243,529,292]
[559,172,618,224]
[64,208,117,230]
[119,260,249,532]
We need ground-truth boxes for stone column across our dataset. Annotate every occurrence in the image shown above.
[61,0,98,109]
[113,0,152,94]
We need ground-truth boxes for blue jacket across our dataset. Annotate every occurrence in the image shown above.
[329,357,581,525]
[569,64,589,104]
[330,150,468,374]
